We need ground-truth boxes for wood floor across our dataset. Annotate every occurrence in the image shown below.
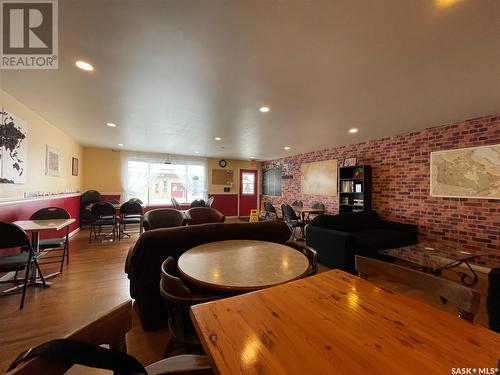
[0,229,167,373]
[0,227,493,373]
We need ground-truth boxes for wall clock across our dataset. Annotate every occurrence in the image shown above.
[219,159,227,168]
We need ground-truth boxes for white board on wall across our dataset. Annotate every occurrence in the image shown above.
[301,159,338,196]
[0,108,27,184]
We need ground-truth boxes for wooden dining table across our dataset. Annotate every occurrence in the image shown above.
[191,269,500,374]
[178,240,310,293]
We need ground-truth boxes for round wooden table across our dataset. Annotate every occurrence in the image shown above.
[178,240,310,292]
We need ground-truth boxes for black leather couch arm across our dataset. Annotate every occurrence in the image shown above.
[306,225,356,272]
[380,220,418,234]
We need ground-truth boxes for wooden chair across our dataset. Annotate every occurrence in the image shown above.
[355,256,481,322]
[7,300,213,375]
[160,257,222,356]
[285,240,318,275]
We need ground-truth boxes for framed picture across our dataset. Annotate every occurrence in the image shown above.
[344,157,357,167]
[46,145,61,176]
[72,157,79,176]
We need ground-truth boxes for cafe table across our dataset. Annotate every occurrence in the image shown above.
[178,240,310,292]
[273,204,324,222]
[191,269,500,374]
[291,206,324,222]
[12,218,75,285]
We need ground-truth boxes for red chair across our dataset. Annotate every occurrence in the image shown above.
[185,207,225,225]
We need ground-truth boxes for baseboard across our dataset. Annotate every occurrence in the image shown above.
[69,227,80,238]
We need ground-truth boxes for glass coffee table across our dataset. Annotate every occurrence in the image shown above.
[379,244,485,286]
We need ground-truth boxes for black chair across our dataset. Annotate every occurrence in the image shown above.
[171,197,182,210]
[160,257,221,355]
[128,198,143,205]
[264,202,282,220]
[30,207,71,274]
[119,201,144,240]
[89,202,117,243]
[291,200,303,207]
[206,196,215,207]
[0,222,47,309]
[80,190,101,227]
[143,208,186,231]
[306,202,325,223]
[282,204,306,240]
[488,268,500,333]
[8,339,213,374]
[190,199,206,208]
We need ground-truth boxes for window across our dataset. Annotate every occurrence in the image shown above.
[242,172,255,195]
[125,158,206,205]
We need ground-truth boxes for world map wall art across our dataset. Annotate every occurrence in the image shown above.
[430,144,500,199]
[0,108,27,184]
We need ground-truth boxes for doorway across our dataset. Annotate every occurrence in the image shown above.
[239,169,258,217]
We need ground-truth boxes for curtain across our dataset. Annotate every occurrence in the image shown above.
[121,152,208,204]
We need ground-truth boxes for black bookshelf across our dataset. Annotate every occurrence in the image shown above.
[338,165,372,213]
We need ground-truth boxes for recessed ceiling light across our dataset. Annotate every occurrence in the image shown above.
[106,122,117,127]
[117,143,124,147]
[215,137,222,141]
[75,60,94,71]
[259,106,270,113]
[284,146,291,150]
[349,128,358,134]
[194,151,200,154]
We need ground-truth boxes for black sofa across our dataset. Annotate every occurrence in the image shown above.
[306,210,417,273]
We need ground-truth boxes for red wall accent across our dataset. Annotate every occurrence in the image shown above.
[209,194,238,216]
[262,114,500,268]
[0,195,81,238]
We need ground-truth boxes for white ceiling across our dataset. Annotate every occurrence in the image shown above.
[1,0,499,160]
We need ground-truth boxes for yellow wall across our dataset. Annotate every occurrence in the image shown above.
[207,158,261,194]
[82,147,123,192]
[0,90,84,200]
[82,147,261,196]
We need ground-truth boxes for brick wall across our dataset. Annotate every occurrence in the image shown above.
[262,114,500,268]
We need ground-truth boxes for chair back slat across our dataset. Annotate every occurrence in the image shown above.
[355,255,481,321]
[90,202,116,216]
[30,207,70,220]
[206,196,215,207]
[0,222,31,249]
[160,257,193,298]
[80,190,101,205]
[190,199,206,208]
[119,201,143,216]
[171,197,182,210]
[281,204,299,222]
[264,202,277,214]
[311,202,325,210]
